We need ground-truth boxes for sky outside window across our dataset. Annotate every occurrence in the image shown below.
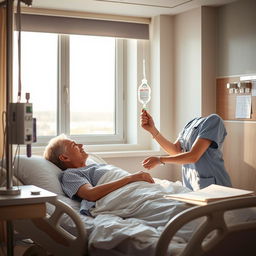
[13,32,58,136]
[69,35,116,135]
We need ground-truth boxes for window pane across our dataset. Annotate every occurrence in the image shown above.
[13,32,58,136]
[69,35,115,135]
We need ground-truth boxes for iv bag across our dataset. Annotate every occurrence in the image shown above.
[138,78,151,109]
[138,59,151,109]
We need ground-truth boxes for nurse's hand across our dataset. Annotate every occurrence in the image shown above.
[142,156,161,170]
[140,110,158,135]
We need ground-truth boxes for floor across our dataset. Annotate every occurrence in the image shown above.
[0,223,40,256]
[0,244,31,256]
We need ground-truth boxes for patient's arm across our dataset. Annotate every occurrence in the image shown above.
[143,138,211,169]
[77,171,154,201]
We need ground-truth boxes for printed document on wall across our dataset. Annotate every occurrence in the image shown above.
[235,95,251,118]
[252,81,256,96]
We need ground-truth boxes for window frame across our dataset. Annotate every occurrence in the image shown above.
[35,34,125,145]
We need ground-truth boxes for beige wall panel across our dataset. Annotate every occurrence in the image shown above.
[223,121,256,191]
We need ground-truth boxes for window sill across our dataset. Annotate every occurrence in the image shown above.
[18,144,165,158]
[91,149,165,158]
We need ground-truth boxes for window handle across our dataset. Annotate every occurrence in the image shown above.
[65,86,69,95]
[65,86,69,103]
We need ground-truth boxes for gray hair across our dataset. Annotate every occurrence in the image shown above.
[43,134,69,170]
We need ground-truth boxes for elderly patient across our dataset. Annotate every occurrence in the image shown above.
[44,134,190,225]
[44,134,156,214]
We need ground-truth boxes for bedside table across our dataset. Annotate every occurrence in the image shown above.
[0,185,57,256]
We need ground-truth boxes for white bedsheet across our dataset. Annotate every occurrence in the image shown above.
[54,184,191,255]
[87,168,194,254]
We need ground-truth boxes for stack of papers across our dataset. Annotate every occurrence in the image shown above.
[165,184,255,205]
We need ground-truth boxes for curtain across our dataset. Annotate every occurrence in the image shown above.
[0,7,6,158]
[17,13,150,40]
[0,7,6,243]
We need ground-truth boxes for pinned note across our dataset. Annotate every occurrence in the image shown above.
[252,81,256,96]
[235,95,251,119]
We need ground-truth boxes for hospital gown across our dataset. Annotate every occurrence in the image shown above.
[59,164,110,215]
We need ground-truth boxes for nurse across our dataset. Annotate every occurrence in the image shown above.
[140,110,232,191]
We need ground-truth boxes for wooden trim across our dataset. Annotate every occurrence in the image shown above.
[0,203,46,221]
[19,7,151,24]
[216,76,256,120]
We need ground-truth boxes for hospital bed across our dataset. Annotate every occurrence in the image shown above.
[1,155,256,256]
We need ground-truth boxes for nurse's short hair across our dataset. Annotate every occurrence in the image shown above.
[43,134,69,170]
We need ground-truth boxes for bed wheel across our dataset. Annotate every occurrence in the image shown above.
[23,244,48,256]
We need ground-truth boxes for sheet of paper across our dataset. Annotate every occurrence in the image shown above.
[235,95,251,118]
[252,81,256,96]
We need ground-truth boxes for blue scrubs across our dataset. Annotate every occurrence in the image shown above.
[178,114,232,191]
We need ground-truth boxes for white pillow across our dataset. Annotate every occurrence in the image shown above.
[13,154,106,195]
[86,154,107,165]
[13,155,64,195]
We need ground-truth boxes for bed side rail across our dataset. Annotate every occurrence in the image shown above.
[155,196,256,256]
[14,199,88,256]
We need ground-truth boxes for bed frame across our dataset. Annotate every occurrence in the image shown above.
[13,195,256,256]
[156,195,256,256]
[14,199,87,256]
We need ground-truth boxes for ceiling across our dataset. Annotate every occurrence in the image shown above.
[24,0,238,18]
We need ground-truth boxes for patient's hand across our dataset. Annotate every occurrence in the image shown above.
[130,171,155,184]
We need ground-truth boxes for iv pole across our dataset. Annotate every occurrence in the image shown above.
[0,0,32,195]
[6,0,15,193]
[0,0,19,196]
[0,1,32,255]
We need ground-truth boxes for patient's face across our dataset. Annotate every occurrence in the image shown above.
[62,139,88,168]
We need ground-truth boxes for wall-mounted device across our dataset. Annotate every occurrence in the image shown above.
[238,81,252,94]
[9,102,36,157]
[9,103,33,144]
[227,82,239,94]
[227,81,252,94]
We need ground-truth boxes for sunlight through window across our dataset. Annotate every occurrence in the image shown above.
[69,35,116,135]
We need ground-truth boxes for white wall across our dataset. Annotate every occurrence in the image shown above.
[217,0,256,77]
[201,7,217,116]
[173,8,202,136]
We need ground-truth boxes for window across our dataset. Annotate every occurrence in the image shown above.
[13,32,58,137]
[13,32,124,145]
